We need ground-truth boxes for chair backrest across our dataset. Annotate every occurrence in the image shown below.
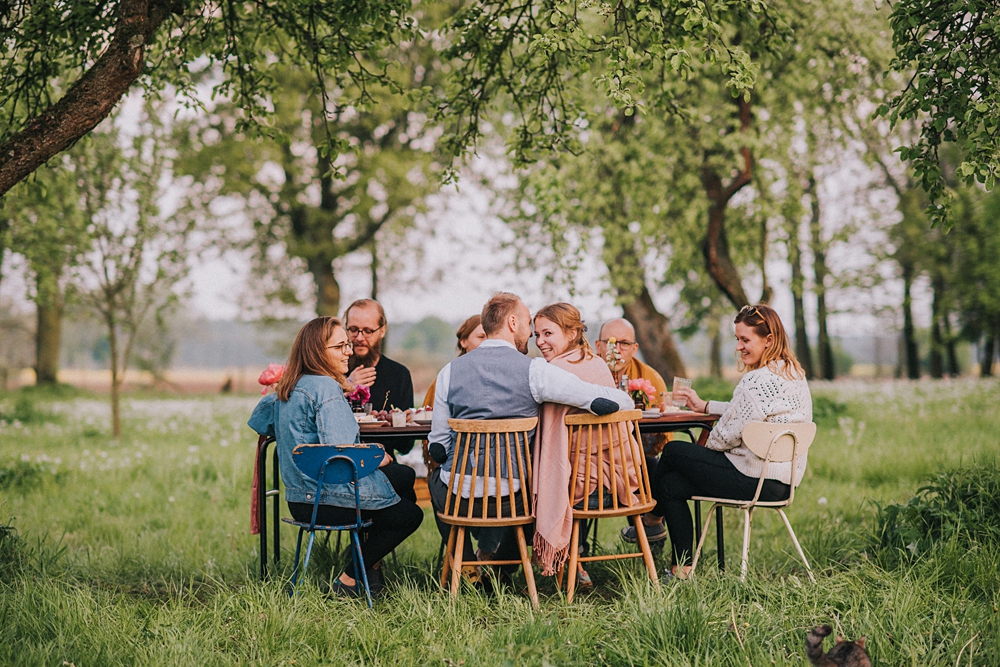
[741,422,817,463]
[564,409,653,512]
[291,443,385,485]
[740,422,817,505]
[443,417,537,521]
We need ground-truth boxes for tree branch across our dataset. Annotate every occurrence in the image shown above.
[0,0,177,196]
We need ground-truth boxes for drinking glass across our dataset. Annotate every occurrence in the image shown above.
[363,402,373,415]
[671,377,692,407]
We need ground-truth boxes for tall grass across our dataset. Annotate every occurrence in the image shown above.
[1,380,998,665]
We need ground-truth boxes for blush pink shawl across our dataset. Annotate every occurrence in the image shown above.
[532,350,639,575]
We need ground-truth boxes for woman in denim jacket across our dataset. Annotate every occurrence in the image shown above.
[249,317,423,597]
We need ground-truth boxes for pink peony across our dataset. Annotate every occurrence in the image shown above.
[258,363,285,395]
[628,378,658,404]
[347,383,371,404]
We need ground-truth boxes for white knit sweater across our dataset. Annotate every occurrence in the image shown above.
[704,363,813,486]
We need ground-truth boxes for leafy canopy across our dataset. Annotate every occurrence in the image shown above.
[879,0,1000,226]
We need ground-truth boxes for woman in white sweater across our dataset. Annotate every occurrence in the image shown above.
[621,304,812,578]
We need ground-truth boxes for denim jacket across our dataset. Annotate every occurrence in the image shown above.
[248,374,399,510]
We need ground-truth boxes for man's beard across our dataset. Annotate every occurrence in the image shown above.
[514,328,530,354]
[348,338,383,371]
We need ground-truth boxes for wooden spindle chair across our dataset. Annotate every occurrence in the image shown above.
[560,410,660,602]
[437,417,539,608]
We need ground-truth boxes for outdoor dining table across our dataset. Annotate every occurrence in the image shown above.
[358,409,728,571]
[257,410,724,580]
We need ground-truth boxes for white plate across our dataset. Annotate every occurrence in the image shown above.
[413,418,433,425]
[641,410,662,419]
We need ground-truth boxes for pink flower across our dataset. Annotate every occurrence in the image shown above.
[258,363,285,395]
[628,378,658,404]
[347,383,371,404]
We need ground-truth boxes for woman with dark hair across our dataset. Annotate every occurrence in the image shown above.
[621,304,812,579]
[248,317,423,598]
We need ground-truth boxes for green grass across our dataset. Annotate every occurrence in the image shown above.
[1,381,998,666]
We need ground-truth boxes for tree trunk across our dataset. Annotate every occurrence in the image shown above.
[787,216,813,379]
[108,320,122,438]
[309,257,341,317]
[929,273,948,378]
[943,316,959,377]
[370,241,380,301]
[708,315,723,379]
[701,173,751,309]
[621,284,687,384]
[0,0,175,197]
[900,264,921,379]
[808,175,835,380]
[981,333,996,377]
[700,97,753,310]
[35,294,63,385]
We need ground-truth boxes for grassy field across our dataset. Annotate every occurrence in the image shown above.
[1,380,998,666]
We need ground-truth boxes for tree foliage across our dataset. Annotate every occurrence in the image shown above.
[879,0,1000,226]
[0,0,782,198]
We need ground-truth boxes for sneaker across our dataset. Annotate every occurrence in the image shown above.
[620,520,667,544]
[576,568,594,589]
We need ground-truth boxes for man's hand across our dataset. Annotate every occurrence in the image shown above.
[349,365,376,388]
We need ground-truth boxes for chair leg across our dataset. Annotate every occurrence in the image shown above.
[566,520,581,603]
[440,526,457,590]
[434,535,447,579]
[778,509,816,583]
[514,525,539,609]
[289,528,306,594]
[690,504,717,575]
[352,531,373,608]
[739,509,753,581]
[555,562,565,592]
[632,514,660,590]
[450,527,466,598]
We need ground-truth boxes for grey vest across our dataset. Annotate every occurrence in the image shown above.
[442,345,537,478]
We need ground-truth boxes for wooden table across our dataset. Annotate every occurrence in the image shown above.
[359,410,728,571]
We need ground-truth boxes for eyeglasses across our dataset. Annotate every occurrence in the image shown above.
[327,341,354,353]
[346,325,384,338]
[598,339,637,349]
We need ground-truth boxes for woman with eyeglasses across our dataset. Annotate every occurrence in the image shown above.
[620,304,812,579]
[248,317,423,598]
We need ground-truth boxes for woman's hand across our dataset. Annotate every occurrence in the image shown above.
[349,365,376,388]
[378,452,394,468]
[674,385,708,412]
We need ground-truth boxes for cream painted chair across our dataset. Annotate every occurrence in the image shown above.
[690,422,817,581]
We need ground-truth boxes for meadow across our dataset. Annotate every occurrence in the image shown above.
[1,380,998,666]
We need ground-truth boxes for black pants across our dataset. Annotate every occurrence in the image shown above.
[287,465,423,572]
[380,462,417,504]
[652,440,790,566]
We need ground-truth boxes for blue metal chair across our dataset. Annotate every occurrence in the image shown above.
[282,443,386,606]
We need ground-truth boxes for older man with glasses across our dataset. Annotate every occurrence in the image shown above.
[595,318,672,473]
[345,299,416,462]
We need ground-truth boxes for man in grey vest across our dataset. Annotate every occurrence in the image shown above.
[426,292,633,582]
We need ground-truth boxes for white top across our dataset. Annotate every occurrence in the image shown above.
[430,339,633,497]
[704,363,813,486]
